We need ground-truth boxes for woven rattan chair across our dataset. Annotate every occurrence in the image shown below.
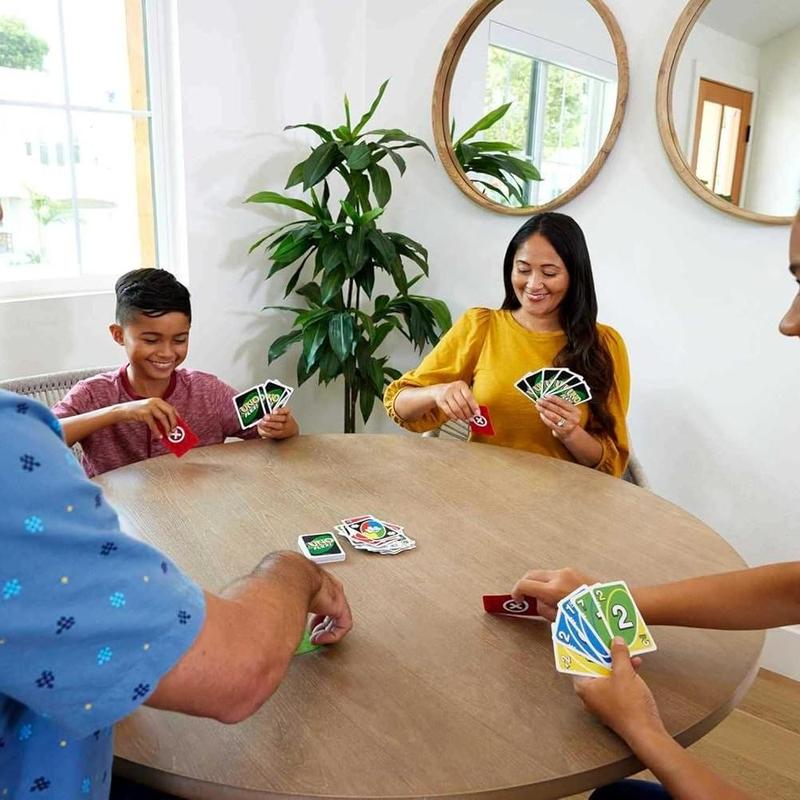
[423,421,649,488]
[0,366,116,457]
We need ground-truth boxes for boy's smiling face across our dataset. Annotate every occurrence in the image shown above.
[110,311,191,384]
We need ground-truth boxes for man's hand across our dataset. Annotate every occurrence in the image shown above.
[308,568,353,645]
[573,638,663,746]
[257,407,299,440]
[119,398,179,439]
[511,567,594,621]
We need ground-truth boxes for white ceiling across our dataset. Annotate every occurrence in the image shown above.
[699,0,800,46]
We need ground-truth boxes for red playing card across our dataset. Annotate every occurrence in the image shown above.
[482,594,540,618]
[158,416,199,457]
[469,405,495,436]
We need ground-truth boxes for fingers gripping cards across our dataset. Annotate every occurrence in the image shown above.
[233,378,295,428]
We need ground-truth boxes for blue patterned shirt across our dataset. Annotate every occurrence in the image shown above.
[0,391,206,798]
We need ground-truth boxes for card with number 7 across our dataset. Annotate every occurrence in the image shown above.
[591,581,657,655]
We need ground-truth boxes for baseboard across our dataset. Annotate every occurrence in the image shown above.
[759,625,800,681]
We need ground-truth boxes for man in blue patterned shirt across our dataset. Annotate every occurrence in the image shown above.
[0,390,353,798]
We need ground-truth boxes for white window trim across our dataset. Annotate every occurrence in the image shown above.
[0,0,187,303]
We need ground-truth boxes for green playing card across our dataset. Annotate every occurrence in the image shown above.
[591,581,656,655]
[294,628,322,656]
[233,386,265,428]
[573,586,614,648]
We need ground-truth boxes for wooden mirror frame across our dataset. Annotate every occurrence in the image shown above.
[431,0,629,216]
[656,0,794,225]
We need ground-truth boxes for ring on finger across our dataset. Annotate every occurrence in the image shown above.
[556,417,567,428]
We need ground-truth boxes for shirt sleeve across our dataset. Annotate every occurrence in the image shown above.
[51,379,96,419]
[0,391,206,739]
[593,326,631,477]
[383,308,491,433]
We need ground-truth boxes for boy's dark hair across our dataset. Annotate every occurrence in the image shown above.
[115,268,192,324]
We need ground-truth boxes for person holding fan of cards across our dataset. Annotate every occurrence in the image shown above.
[383,213,630,476]
[53,268,299,477]
[507,210,800,800]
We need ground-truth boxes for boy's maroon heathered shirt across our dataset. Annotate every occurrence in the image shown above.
[53,365,260,476]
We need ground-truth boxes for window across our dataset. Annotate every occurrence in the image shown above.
[482,22,617,207]
[0,0,180,300]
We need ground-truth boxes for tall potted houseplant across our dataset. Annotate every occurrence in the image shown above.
[247,80,452,433]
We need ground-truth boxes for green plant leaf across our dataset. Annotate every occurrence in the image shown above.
[411,295,452,333]
[366,229,398,270]
[370,319,398,352]
[320,263,346,304]
[318,346,341,383]
[270,228,315,265]
[328,313,355,362]
[359,384,377,423]
[285,159,307,189]
[284,122,334,142]
[262,305,305,314]
[385,148,406,175]
[353,78,390,136]
[465,140,519,153]
[297,355,319,387]
[303,320,328,370]
[296,281,323,307]
[283,259,307,297]
[356,261,375,297]
[454,102,511,146]
[303,141,342,189]
[268,329,303,364]
[343,142,371,170]
[367,162,391,206]
[345,227,367,277]
[246,191,316,217]
[340,199,359,222]
[360,207,384,225]
[368,128,434,158]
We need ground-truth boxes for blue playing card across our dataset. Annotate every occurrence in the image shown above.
[560,598,612,666]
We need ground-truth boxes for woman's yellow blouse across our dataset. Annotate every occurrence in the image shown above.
[383,308,630,477]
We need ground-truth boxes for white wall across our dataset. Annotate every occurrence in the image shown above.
[746,23,800,216]
[1,0,797,582]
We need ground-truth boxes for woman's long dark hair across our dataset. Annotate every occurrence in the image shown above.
[501,212,616,438]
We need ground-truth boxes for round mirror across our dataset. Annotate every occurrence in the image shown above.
[432,0,629,215]
[657,0,800,224]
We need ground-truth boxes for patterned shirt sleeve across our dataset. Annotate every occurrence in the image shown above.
[0,391,206,739]
[51,379,95,419]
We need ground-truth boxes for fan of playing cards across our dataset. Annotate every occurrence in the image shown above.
[233,378,294,428]
[515,367,591,406]
[335,515,416,555]
[552,582,656,677]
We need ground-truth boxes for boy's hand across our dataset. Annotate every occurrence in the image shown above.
[119,398,179,439]
[257,407,299,440]
[510,567,594,622]
[573,638,662,747]
[308,568,353,645]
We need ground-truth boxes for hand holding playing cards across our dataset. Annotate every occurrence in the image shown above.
[257,406,299,440]
[121,397,179,439]
[430,380,480,422]
[308,568,353,645]
[536,394,581,439]
[573,638,658,747]
[511,567,594,621]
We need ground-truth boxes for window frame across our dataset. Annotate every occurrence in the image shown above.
[0,0,186,303]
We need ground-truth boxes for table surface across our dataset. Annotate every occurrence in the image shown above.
[96,434,763,800]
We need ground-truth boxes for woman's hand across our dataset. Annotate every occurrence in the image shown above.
[257,407,299,440]
[430,381,480,422]
[536,394,581,440]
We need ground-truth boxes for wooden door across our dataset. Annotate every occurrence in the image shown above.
[691,78,753,206]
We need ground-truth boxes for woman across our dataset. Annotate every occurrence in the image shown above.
[383,213,630,477]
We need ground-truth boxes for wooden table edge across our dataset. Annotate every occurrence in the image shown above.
[113,641,763,800]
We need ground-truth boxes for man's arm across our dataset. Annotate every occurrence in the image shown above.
[512,563,800,630]
[147,551,352,724]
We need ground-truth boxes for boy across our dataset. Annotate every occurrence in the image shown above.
[54,268,298,477]
[509,209,800,799]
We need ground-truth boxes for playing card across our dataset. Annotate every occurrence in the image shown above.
[158,416,200,457]
[294,628,322,656]
[527,369,547,400]
[469,405,495,436]
[262,379,289,413]
[542,369,577,397]
[482,594,540,618]
[591,581,657,655]
[297,532,346,564]
[553,639,611,677]
[559,588,613,666]
[572,586,614,649]
[233,386,266,428]
[337,516,416,555]
[539,368,563,396]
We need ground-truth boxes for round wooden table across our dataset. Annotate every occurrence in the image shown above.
[96,435,763,800]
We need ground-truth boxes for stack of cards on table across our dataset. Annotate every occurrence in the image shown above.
[515,368,591,406]
[233,378,294,428]
[552,581,656,678]
[334,515,416,555]
[297,532,347,564]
